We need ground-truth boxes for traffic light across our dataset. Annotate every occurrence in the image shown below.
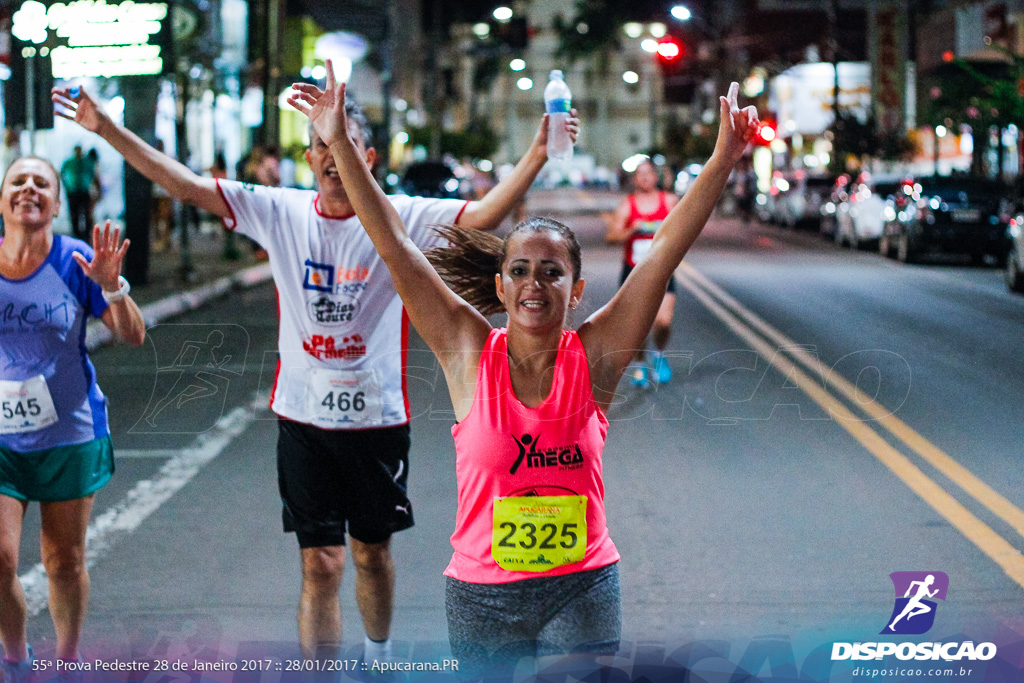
[754,120,777,146]
[655,37,684,67]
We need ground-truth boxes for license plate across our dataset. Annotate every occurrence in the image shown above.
[951,209,981,223]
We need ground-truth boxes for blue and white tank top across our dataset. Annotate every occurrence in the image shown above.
[0,235,111,451]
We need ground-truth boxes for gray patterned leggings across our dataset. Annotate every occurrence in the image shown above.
[445,563,621,677]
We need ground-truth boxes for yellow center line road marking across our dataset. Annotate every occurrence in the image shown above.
[680,262,1024,543]
[676,271,1024,590]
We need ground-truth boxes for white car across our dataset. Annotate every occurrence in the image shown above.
[775,174,836,229]
[834,176,901,249]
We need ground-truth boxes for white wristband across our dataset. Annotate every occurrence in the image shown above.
[102,276,131,304]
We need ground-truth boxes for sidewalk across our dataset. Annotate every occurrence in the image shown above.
[85,223,273,351]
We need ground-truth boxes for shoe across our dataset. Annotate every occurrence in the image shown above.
[629,365,650,389]
[652,355,672,384]
[2,645,34,683]
[57,656,84,683]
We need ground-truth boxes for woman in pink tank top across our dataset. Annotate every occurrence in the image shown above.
[291,64,758,676]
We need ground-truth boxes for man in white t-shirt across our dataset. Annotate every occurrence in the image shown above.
[52,84,580,662]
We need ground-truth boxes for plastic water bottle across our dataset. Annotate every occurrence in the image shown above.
[544,70,573,162]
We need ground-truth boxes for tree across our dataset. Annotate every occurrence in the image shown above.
[922,49,1024,181]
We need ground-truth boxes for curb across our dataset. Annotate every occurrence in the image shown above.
[85,263,274,352]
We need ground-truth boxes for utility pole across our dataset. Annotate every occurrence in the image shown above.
[826,0,840,124]
[380,0,393,174]
[24,48,35,154]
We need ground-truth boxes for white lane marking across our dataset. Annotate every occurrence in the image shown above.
[114,449,182,459]
[19,397,265,617]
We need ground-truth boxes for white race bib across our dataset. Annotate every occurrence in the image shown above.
[631,237,654,264]
[0,375,59,434]
[306,368,384,426]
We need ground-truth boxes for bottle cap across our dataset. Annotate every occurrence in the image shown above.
[550,70,563,80]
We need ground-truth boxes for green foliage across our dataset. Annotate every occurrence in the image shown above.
[409,119,499,159]
[828,111,914,173]
[923,49,1024,131]
[663,120,716,166]
[553,0,627,69]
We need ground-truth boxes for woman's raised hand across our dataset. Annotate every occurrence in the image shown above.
[72,220,130,292]
[287,59,349,148]
[715,82,759,165]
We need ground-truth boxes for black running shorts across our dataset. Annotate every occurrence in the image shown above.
[276,417,413,548]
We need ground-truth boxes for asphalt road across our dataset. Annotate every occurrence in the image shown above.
[15,207,1024,681]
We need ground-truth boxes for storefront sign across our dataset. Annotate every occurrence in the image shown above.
[13,0,169,79]
[769,62,872,136]
[870,3,908,132]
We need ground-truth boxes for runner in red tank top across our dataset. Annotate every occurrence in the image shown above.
[606,160,680,387]
[294,65,758,677]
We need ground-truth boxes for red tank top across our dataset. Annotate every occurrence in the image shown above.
[622,191,670,268]
[444,328,619,584]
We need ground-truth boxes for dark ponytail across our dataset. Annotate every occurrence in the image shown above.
[425,225,505,315]
[425,217,582,316]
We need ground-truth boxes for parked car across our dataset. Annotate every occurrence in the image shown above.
[819,173,852,239]
[879,176,1014,265]
[775,172,837,229]
[400,161,464,199]
[834,174,901,249]
[754,172,791,223]
[1004,211,1024,292]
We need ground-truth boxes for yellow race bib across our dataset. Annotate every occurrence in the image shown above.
[491,495,587,572]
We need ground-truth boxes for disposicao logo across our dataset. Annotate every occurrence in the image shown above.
[831,571,997,663]
[881,570,948,635]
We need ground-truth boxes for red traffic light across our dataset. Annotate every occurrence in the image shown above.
[656,37,684,62]
[754,121,777,145]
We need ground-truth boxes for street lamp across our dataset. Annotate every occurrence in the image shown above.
[670,5,692,21]
[934,125,947,175]
[493,6,513,21]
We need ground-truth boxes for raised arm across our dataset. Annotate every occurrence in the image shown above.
[52,87,229,217]
[456,111,580,231]
[580,83,757,394]
[288,62,490,363]
[72,221,146,347]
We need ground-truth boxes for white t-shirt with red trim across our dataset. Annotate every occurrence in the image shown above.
[217,180,468,429]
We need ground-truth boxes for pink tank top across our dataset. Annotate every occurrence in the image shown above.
[444,328,620,584]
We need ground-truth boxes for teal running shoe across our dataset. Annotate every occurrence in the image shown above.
[653,355,672,384]
[629,365,651,389]
[2,645,34,683]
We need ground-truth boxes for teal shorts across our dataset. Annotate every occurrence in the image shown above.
[0,435,114,502]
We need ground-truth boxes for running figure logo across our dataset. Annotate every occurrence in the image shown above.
[880,571,949,635]
[134,325,248,434]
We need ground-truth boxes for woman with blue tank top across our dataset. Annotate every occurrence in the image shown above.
[291,65,757,676]
[0,157,145,681]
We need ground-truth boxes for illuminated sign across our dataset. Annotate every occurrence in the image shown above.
[12,0,168,79]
